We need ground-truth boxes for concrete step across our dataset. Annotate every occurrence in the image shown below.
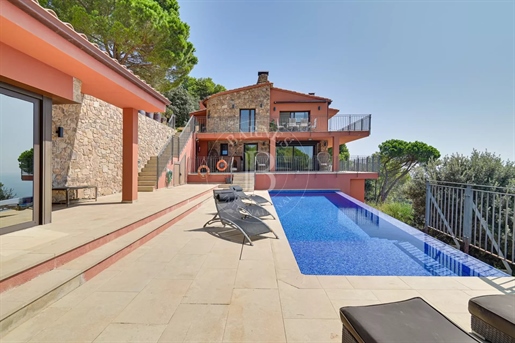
[0,192,212,335]
[138,180,156,187]
[138,186,155,192]
[138,175,156,181]
[139,171,157,176]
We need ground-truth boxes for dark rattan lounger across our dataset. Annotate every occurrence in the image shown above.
[339,297,479,343]
[469,294,515,343]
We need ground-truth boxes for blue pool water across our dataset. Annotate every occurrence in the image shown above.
[270,190,509,277]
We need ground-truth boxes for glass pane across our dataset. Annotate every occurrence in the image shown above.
[0,93,34,229]
[244,144,258,171]
[249,109,255,132]
[279,112,290,127]
[239,109,249,132]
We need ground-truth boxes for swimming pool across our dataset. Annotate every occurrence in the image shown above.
[270,190,509,277]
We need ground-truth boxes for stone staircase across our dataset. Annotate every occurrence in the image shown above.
[232,172,255,192]
[138,156,157,192]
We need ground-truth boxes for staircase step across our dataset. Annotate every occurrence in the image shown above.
[139,171,157,176]
[138,175,156,181]
[0,192,212,334]
[138,186,155,192]
[138,180,157,187]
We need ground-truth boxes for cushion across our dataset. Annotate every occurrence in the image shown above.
[340,297,478,343]
[216,192,236,202]
[231,185,243,192]
[469,294,515,339]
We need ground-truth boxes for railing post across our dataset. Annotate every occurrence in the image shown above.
[463,185,473,254]
[424,181,431,233]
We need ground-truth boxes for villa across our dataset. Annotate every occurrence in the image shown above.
[1,1,514,342]
[185,71,378,201]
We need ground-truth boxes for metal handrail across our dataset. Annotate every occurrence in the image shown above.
[339,155,381,173]
[156,136,174,189]
[178,116,196,156]
[329,114,371,132]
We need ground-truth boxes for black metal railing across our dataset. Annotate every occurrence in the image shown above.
[329,114,371,132]
[425,181,515,273]
[195,156,233,173]
[179,116,195,155]
[339,155,380,173]
[194,115,372,133]
[275,156,316,171]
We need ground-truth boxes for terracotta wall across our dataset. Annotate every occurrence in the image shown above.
[270,88,331,132]
[254,172,377,201]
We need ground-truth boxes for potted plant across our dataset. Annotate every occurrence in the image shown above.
[166,169,173,187]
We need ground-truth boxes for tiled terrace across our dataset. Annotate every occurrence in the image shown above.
[1,190,514,342]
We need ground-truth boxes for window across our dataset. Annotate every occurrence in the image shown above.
[220,143,228,156]
[239,109,256,132]
[279,111,310,126]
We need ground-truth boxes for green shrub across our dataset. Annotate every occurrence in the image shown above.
[374,201,414,226]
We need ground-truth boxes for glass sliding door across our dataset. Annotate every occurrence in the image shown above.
[239,109,256,132]
[275,143,315,171]
[0,91,38,230]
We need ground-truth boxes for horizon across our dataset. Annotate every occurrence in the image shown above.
[179,0,514,163]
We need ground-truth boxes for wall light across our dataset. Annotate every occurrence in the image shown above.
[273,107,276,111]
[318,106,321,111]
[56,126,64,138]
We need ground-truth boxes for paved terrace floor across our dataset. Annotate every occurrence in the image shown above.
[0,184,215,283]
[2,191,515,342]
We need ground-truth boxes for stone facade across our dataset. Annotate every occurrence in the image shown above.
[205,84,271,133]
[52,95,173,201]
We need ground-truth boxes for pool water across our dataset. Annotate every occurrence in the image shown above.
[270,190,508,277]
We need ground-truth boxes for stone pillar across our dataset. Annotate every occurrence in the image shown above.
[122,108,138,203]
[269,136,276,171]
[332,136,339,172]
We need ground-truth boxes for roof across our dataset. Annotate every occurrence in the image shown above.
[2,0,169,110]
[272,87,332,102]
[202,82,272,106]
[201,80,332,107]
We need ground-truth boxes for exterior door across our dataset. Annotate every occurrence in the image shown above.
[243,144,258,171]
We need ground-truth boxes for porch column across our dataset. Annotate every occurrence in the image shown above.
[122,108,138,203]
[269,137,276,171]
[332,136,339,172]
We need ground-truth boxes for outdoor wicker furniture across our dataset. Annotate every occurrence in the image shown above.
[469,294,515,343]
[339,297,479,343]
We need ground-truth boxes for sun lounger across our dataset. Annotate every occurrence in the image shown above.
[212,189,275,219]
[469,294,515,343]
[203,190,278,245]
[230,185,272,205]
[339,297,479,343]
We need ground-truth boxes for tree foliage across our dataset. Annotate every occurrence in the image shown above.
[18,148,34,175]
[165,86,197,126]
[39,0,197,91]
[165,77,226,126]
[376,139,440,203]
[184,77,226,101]
[0,182,16,201]
[327,144,350,161]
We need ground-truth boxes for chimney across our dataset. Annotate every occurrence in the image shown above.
[257,71,269,84]
[308,92,315,95]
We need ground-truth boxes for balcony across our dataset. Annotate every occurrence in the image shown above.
[328,114,371,132]
[194,114,371,134]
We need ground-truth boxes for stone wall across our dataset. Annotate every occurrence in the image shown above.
[205,84,271,133]
[52,95,173,201]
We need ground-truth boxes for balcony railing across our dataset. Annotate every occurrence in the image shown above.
[328,114,371,132]
[275,156,316,171]
[339,155,381,173]
[194,114,372,133]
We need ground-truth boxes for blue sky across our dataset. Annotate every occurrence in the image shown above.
[179,0,514,162]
